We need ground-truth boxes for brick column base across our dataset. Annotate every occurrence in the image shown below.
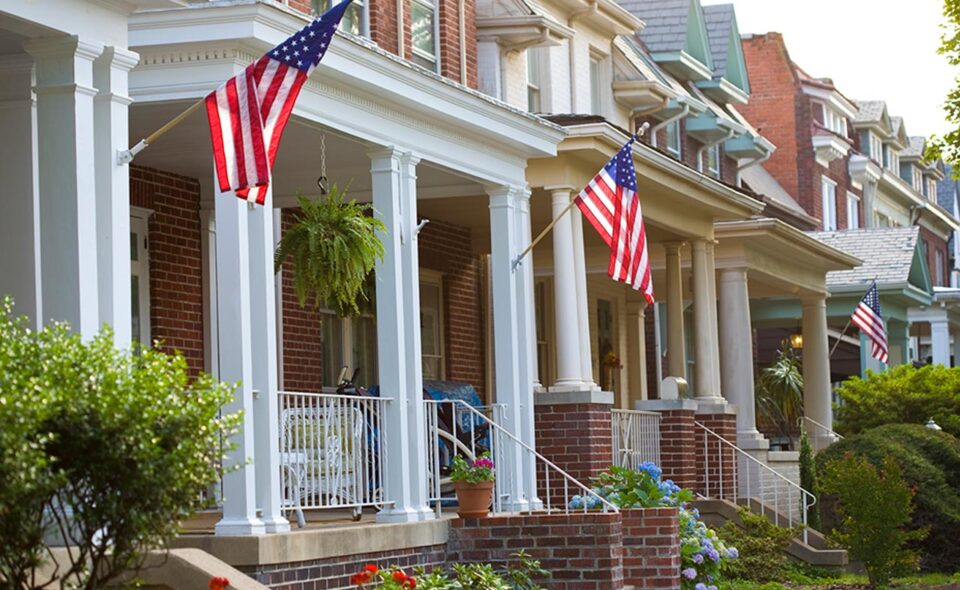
[695,403,738,499]
[534,390,614,486]
[635,399,698,491]
[622,507,681,589]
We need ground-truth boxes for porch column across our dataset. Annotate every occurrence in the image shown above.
[663,242,687,378]
[718,267,764,447]
[0,54,41,326]
[514,189,540,505]
[214,184,265,536]
[705,241,722,396]
[801,293,834,446]
[692,240,720,400]
[547,187,583,390]
[248,186,289,533]
[26,36,103,337]
[489,184,535,511]
[625,298,648,407]
[93,47,138,346]
[370,148,432,523]
[887,320,909,367]
[931,317,951,367]
[571,206,598,388]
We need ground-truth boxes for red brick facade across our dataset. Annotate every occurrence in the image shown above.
[622,508,681,590]
[448,513,625,590]
[657,408,697,491]
[534,400,613,485]
[694,413,738,499]
[920,225,951,287]
[635,116,739,189]
[130,165,205,377]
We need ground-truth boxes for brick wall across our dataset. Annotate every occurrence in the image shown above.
[658,408,697,491]
[130,165,205,377]
[645,310,660,399]
[448,513,625,590]
[534,401,613,485]
[280,209,325,393]
[920,225,950,287]
[239,544,447,590]
[622,508,681,590]
[694,413,737,499]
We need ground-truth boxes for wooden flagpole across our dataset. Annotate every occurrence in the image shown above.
[828,276,878,358]
[117,99,205,165]
[512,122,649,269]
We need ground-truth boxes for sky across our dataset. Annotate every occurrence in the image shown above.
[702,0,954,138]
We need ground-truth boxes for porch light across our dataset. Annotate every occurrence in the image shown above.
[789,333,804,349]
[926,418,943,431]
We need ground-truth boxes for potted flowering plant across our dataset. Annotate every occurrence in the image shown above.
[450,453,495,518]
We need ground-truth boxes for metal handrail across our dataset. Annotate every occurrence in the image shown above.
[695,421,815,544]
[611,409,661,469]
[800,416,844,446]
[425,399,619,516]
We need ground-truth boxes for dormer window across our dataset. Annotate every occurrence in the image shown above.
[927,178,938,200]
[526,47,545,113]
[665,120,682,158]
[704,144,720,179]
[884,145,899,174]
[820,103,847,137]
[912,166,923,193]
[869,133,884,164]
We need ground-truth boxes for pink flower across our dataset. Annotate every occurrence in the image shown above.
[473,457,494,469]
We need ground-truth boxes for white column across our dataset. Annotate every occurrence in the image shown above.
[26,36,103,338]
[547,187,583,390]
[488,185,533,512]
[571,205,598,389]
[93,46,138,346]
[514,189,540,506]
[718,268,765,446]
[705,241,722,396]
[199,206,219,377]
[214,188,265,536]
[802,293,833,443]
[625,299,648,407]
[248,187,289,533]
[370,148,432,523]
[931,318,951,367]
[0,54,42,326]
[663,242,686,378]
[691,240,720,399]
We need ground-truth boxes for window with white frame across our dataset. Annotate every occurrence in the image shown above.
[821,176,838,231]
[704,144,720,178]
[130,209,151,348]
[411,0,438,71]
[312,0,366,36]
[665,120,682,158]
[870,133,884,163]
[589,55,602,116]
[527,47,544,113]
[420,273,445,380]
[820,103,847,137]
[912,166,924,193]
[846,192,860,229]
[936,249,945,286]
[320,309,378,389]
[534,280,551,385]
[884,145,900,173]
[927,178,938,200]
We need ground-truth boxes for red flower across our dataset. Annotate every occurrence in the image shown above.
[208,577,230,590]
[392,571,408,583]
[364,564,379,574]
[350,572,372,586]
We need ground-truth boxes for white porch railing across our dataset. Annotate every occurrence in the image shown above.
[800,416,843,449]
[278,392,391,527]
[424,399,618,516]
[611,409,661,469]
[696,421,815,544]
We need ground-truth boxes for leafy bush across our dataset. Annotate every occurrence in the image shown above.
[816,424,960,572]
[798,432,822,531]
[718,508,799,583]
[0,300,238,589]
[834,364,960,438]
[349,551,548,589]
[821,454,924,588]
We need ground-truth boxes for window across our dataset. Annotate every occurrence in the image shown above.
[884,145,899,173]
[534,280,550,385]
[411,0,438,71]
[928,178,938,200]
[320,310,378,388]
[846,192,860,229]
[130,210,151,348]
[589,56,602,116]
[821,176,837,231]
[936,249,945,286]
[597,299,615,391]
[665,120,682,158]
[704,144,720,178]
[820,103,846,136]
[312,0,366,36]
[870,133,884,163]
[527,47,543,113]
[912,166,924,193]
[420,276,444,380]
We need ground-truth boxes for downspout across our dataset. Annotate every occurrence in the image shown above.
[629,97,669,136]
[736,149,772,188]
[567,0,597,112]
[459,0,467,85]
[650,103,688,149]
[696,127,735,174]
[398,0,405,57]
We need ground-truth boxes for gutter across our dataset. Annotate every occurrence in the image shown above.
[629,97,669,137]
[736,149,772,188]
[650,102,689,149]
[697,128,735,174]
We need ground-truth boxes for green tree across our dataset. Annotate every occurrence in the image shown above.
[925,1,960,166]
[798,432,821,531]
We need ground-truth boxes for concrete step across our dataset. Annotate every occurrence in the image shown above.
[694,498,849,570]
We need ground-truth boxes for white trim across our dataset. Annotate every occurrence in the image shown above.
[821,176,837,231]
[846,191,860,230]
[419,269,445,380]
[130,211,151,347]
[801,84,858,119]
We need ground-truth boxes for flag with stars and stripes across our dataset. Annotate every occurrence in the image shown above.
[574,136,654,304]
[851,281,888,364]
[205,0,352,205]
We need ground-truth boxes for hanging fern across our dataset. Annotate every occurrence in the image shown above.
[274,186,385,317]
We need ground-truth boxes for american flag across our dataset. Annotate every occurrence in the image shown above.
[205,0,352,205]
[851,281,888,364]
[574,137,654,304]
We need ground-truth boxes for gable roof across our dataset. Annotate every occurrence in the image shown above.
[853,100,886,124]
[938,164,958,213]
[807,227,929,291]
[624,0,714,69]
[901,136,925,159]
[702,3,749,94]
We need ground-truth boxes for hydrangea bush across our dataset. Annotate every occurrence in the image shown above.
[569,463,737,590]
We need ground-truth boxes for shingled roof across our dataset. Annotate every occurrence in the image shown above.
[808,227,920,287]
[702,4,733,78]
[901,136,925,159]
[853,100,885,124]
[938,164,958,214]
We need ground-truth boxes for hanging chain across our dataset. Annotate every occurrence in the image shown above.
[317,131,329,194]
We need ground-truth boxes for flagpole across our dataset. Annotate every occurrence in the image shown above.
[512,122,650,269]
[828,277,879,358]
[118,99,205,165]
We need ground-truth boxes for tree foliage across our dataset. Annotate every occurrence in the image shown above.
[718,508,799,583]
[755,347,804,443]
[0,299,239,589]
[274,187,385,317]
[798,432,821,532]
[925,1,960,167]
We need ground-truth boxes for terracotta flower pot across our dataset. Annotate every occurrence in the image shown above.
[453,480,494,518]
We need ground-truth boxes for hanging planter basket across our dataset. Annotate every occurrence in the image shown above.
[274,185,385,317]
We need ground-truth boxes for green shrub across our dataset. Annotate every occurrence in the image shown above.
[834,364,960,438]
[0,299,238,589]
[816,424,960,572]
[718,507,799,583]
[798,432,822,531]
[821,453,924,588]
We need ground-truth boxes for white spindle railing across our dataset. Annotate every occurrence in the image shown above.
[611,409,661,469]
[424,399,618,516]
[278,392,391,527]
[800,416,843,449]
[696,421,815,544]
